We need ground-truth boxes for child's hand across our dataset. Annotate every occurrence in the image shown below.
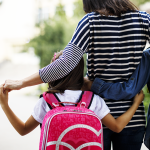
[51,50,63,63]
[4,79,22,91]
[0,84,9,108]
[133,90,144,106]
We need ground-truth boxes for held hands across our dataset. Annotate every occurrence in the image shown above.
[133,90,145,106]
[3,80,23,91]
[0,85,9,108]
[3,51,64,92]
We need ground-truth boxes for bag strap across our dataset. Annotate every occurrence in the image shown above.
[42,91,94,109]
[77,91,94,108]
[43,92,64,109]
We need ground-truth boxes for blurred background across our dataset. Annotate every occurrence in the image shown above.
[0,0,150,150]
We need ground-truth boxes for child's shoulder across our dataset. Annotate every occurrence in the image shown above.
[93,93,104,101]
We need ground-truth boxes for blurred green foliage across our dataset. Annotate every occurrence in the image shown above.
[143,85,150,116]
[24,4,75,68]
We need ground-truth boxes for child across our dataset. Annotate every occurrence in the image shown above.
[0,52,144,137]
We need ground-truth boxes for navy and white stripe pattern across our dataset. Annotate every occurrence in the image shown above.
[39,43,84,82]
[103,98,146,129]
[87,11,150,82]
[40,10,150,128]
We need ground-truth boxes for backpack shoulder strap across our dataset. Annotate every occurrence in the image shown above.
[77,91,94,109]
[42,92,64,109]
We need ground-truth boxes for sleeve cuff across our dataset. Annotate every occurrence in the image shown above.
[100,109,110,120]
[91,78,105,95]
[39,69,46,83]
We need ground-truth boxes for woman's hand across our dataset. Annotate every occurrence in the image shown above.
[4,80,23,91]
[3,72,43,92]
[0,85,9,108]
[133,90,144,106]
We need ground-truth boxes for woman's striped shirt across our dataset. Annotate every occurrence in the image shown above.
[39,11,150,128]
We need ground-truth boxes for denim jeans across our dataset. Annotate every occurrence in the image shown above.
[103,126,145,150]
[91,47,150,100]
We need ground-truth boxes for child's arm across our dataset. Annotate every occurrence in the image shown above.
[0,85,39,136]
[101,90,144,133]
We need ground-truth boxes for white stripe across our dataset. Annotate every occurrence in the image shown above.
[89,11,149,18]
[89,56,142,61]
[88,56,141,61]
[77,29,89,49]
[88,62,140,66]
[75,16,88,32]
[88,51,143,56]
[81,34,90,50]
[88,45,144,50]
[108,106,144,109]
[96,76,131,81]
[88,67,136,71]
[72,23,89,44]
[98,72,132,76]
[89,22,148,28]
[89,16,149,23]
[113,115,145,118]
[90,28,148,33]
[89,43,145,49]
[105,101,133,104]
[129,119,146,123]
[89,34,146,39]
[124,124,146,128]
[89,39,146,44]
[110,110,145,114]
[103,124,145,129]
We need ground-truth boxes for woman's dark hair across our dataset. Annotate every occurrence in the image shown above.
[47,57,84,93]
[83,0,138,16]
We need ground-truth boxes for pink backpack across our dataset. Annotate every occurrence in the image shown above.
[39,91,103,150]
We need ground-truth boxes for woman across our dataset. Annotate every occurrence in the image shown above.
[4,0,150,149]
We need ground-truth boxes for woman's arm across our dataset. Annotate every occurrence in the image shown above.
[4,72,43,91]
[4,16,90,91]
[0,85,39,136]
[101,90,144,133]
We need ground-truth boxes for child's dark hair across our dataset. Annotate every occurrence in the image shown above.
[47,51,84,93]
[83,0,138,16]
